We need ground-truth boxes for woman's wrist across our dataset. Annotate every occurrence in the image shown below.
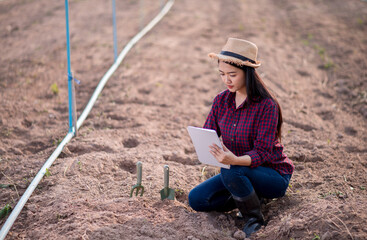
[233,155,251,166]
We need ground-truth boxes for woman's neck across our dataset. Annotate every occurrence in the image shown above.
[235,90,247,108]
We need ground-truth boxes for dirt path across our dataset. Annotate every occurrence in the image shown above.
[1,0,366,239]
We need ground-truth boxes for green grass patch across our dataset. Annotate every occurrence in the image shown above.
[50,83,59,95]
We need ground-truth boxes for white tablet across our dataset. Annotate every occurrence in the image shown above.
[187,126,230,169]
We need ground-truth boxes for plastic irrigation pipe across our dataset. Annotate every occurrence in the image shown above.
[112,0,118,62]
[0,0,175,239]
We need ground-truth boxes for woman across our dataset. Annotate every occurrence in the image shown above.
[188,38,294,237]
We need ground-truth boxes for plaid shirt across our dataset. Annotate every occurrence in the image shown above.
[204,90,294,175]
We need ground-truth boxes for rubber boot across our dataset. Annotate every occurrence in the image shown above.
[233,191,264,237]
[215,195,236,212]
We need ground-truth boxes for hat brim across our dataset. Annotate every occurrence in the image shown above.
[208,53,261,68]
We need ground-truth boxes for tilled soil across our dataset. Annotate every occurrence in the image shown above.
[0,0,366,239]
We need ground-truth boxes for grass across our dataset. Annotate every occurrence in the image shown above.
[324,60,335,69]
[50,83,59,95]
[357,18,364,25]
[45,168,51,177]
[319,190,345,199]
[53,138,62,146]
[301,34,335,70]
[313,44,326,60]
[77,160,82,171]
[0,204,12,219]
[301,39,309,46]
[312,233,321,240]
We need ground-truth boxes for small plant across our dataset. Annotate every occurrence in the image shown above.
[323,60,334,69]
[301,39,309,46]
[0,204,12,219]
[335,190,344,198]
[53,138,62,146]
[360,186,366,190]
[50,83,59,95]
[175,188,185,197]
[312,233,321,240]
[1,128,12,137]
[319,190,345,199]
[24,177,31,185]
[77,160,82,171]
[357,18,364,25]
[313,44,326,60]
[45,168,51,177]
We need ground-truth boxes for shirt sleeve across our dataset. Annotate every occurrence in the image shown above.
[246,99,278,168]
[203,96,221,137]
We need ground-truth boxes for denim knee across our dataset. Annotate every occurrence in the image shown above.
[220,166,244,187]
[188,188,202,211]
[220,166,253,197]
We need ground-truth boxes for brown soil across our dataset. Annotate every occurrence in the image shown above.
[1,0,366,239]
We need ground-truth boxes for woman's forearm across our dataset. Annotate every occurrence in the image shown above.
[233,155,252,166]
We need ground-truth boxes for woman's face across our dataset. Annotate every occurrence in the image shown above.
[218,61,246,94]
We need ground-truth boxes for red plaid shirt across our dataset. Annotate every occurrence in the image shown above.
[204,90,294,175]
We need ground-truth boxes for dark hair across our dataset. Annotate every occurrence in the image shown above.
[228,62,283,141]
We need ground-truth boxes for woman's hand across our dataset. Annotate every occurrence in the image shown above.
[209,143,237,165]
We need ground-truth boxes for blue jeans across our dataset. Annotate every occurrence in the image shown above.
[188,166,291,212]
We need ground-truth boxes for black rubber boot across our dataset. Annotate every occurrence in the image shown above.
[214,195,237,212]
[233,191,264,237]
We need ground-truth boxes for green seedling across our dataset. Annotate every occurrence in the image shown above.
[319,190,345,199]
[77,160,82,171]
[324,60,334,69]
[175,188,185,196]
[0,204,12,219]
[53,138,62,146]
[357,18,364,25]
[312,233,321,240]
[0,184,14,189]
[1,129,12,137]
[335,190,344,198]
[45,168,51,177]
[360,186,365,190]
[313,44,326,60]
[301,39,309,46]
[50,83,59,95]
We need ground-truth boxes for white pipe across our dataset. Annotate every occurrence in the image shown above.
[0,132,74,240]
[0,1,175,239]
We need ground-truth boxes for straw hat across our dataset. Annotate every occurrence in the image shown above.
[208,38,261,68]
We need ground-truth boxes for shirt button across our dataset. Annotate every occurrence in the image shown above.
[231,138,234,141]
[233,124,236,127]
